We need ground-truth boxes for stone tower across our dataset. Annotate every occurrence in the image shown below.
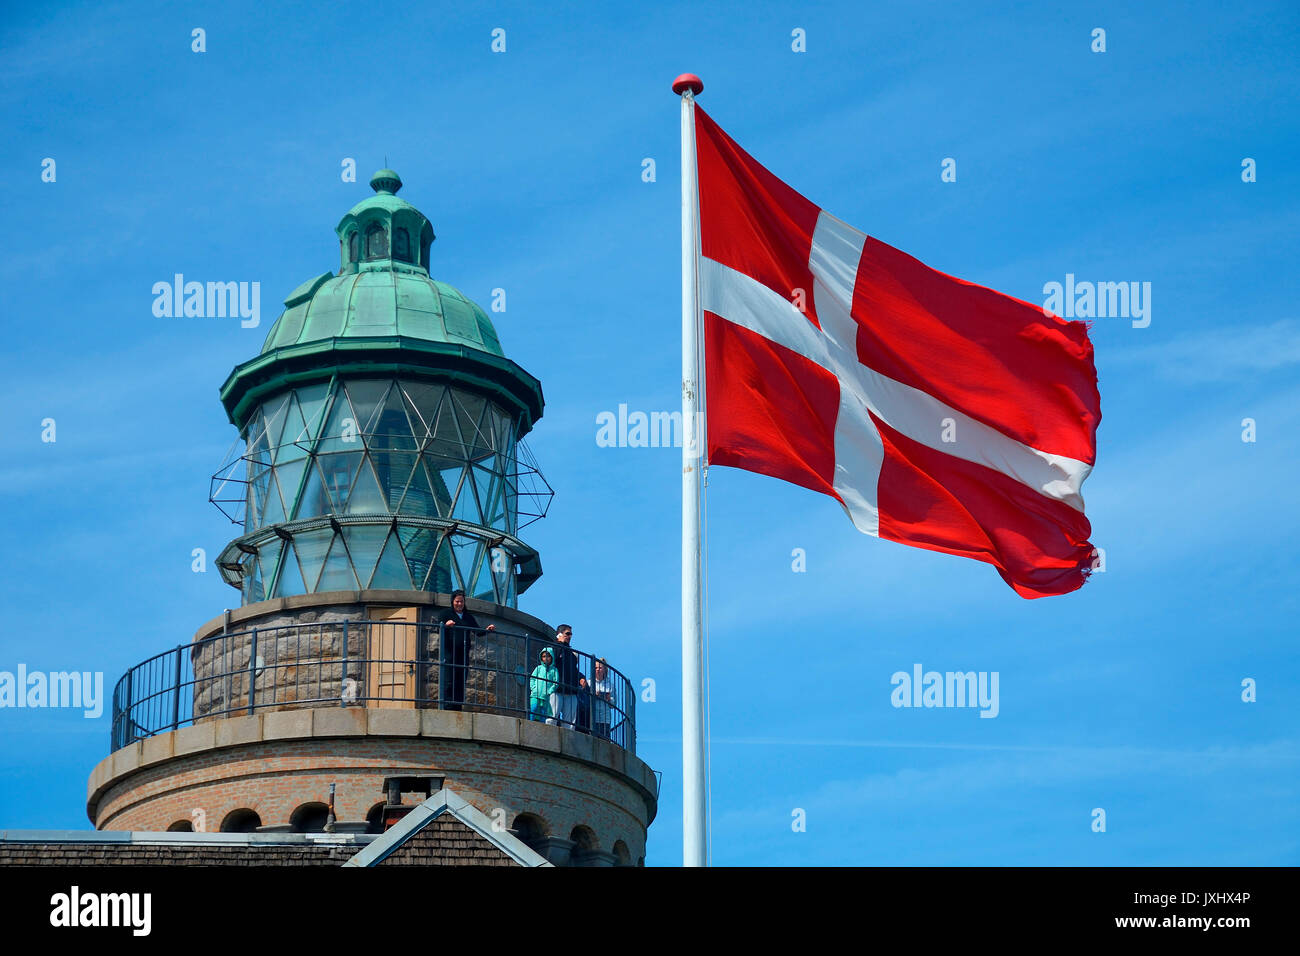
[87,171,657,866]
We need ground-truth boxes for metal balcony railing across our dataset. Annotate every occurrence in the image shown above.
[111,622,636,756]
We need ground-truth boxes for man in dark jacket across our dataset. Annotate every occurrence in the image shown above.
[550,625,584,731]
[440,590,494,711]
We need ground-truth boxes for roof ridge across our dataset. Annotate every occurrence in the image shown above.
[341,788,552,867]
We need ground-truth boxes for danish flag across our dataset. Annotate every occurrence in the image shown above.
[695,107,1101,598]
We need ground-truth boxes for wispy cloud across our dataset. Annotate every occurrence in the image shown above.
[644,733,1300,762]
[706,739,1300,864]
[1105,319,1300,383]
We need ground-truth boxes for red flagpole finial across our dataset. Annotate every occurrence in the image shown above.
[672,73,703,96]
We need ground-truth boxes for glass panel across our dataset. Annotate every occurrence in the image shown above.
[475,401,504,456]
[370,531,413,589]
[342,524,387,586]
[247,464,273,529]
[317,533,359,591]
[397,526,439,590]
[398,380,442,440]
[376,451,420,513]
[293,530,333,591]
[296,459,330,519]
[315,389,359,454]
[318,451,364,512]
[451,536,478,591]
[451,389,490,459]
[498,409,517,451]
[472,466,505,531]
[245,412,272,468]
[243,409,266,453]
[294,383,331,446]
[257,538,285,598]
[438,465,465,520]
[344,380,390,436]
[394,228,410,261]
[261,393,292,455]
[472,549,495,602]
[424,459,455,517]
[427,387,465,460]
[244,553,264,605]
[274,541,308,596]
[502,474,518,535]
[274,458,308,519]
[365,224,388,258]
[345,455,389,514]
[273,394,308,464]
[500,430,517,480]
[489,545,511,603]
[260,470,286,526]
[451,468,481,524]
[371,385,419,450]
[427,535,455,594]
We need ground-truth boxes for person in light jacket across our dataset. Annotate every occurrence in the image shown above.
[529,648,558,723]
[590,658,615,741]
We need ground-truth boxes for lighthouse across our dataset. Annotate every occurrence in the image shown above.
[87,171,658,866]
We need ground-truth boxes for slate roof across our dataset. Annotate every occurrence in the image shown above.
[0,788,550,868]
[372,816,516,866]
[344,788,551,867]
[0,831,369,866]
[0,840,357,866]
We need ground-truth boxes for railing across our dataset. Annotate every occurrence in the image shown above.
[111,622,636,756]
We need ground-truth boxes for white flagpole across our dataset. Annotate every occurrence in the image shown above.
[675,72,708,868]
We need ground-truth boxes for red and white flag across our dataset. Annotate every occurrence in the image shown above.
[694,107,1101,598]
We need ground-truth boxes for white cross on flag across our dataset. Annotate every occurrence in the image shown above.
[694,107,1101,598]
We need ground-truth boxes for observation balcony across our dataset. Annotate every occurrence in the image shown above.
[110,622,636,756]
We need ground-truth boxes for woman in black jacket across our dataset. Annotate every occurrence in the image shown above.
[440,590,494,711]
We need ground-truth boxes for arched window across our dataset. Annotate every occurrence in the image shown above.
[290,802,330,833]
[511,813,547,845]
[394,228,410,262]
[569,825,598,866]
[348,231,358,262]
[569,825,597,851]
[366,803,386,834]
[166,820,193,832]
[365,223,388,259]
[612,840,631,866]
[220,808,261,832]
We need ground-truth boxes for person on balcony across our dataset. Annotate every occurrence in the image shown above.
[591,658,614,741]
[441,589,494,711]
[529,648,558,723]
[550,625,582,730]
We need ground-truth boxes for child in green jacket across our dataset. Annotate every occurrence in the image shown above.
[529,648,558,722]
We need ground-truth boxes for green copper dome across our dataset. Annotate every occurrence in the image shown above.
[257,167,502,358]
[220,169,542,434]
[259,271,504,357]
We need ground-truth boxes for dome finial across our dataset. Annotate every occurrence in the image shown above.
[370,168,402,195]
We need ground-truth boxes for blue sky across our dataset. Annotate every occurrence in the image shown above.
[1,0,1297,865]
